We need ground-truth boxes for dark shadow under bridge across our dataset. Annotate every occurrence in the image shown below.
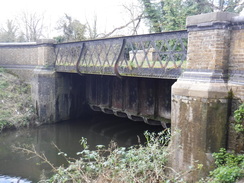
[54,30,188,126]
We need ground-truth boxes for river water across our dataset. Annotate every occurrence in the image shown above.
[0,113,163,182]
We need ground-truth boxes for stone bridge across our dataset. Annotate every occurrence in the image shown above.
[0,12,244,181]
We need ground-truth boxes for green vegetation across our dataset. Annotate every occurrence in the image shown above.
[15,130,190,182]
[43,130,180,183]
[141,0,244,32]
[0,67,36,132]
[233,103,244,133]
[200,104,244,183]
[202,148,244,183]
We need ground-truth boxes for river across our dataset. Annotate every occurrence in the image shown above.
[0,113,163,182]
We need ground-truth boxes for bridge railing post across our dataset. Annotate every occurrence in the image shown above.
[227,16,244,153]
[36,39,56,66]
[170,12,244,181]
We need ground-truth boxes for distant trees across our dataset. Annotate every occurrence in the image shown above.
[208,0,244,12]
[18,11,46,42]
[0,20,19,42]
[140,0,244,32]
[0,12,86,43]
[0,11,47,42]
[0,1,243,42]
[55,14,86,43]
[86,15,99,39]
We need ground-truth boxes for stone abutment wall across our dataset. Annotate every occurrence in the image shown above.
[171,12,244,182]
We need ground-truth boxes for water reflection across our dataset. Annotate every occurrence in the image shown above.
[0,113,163,182]
[0,175,31,183]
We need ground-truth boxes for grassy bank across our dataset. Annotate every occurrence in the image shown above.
[0,67,36,132]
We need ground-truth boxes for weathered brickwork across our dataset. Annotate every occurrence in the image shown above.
[172,12,244,182]
[37,45,56,65]
[0,41,55,66]
[187,29,230,70]
[0,40,56,82]
[230,29,244,70]
[0,45,38,65]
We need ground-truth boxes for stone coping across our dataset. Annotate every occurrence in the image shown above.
[186,12,244,31]
[0,39,55,47]
[186,12,238,27]
[0,42,36,46]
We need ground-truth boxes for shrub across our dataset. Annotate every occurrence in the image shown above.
[207,148,244,183]
[40,129,186,183]
[0,67,36,132]
[234,103,244,133]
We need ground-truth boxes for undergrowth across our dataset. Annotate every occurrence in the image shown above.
[0,67,36,132]
[201,103,244,183]
[233,103,244,133]
[14,129,189,183]
[13,129,244,183]
[201,148,244,183]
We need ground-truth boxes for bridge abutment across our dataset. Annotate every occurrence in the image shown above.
[32,69,86,123]
[32,40,87,123]
[171,12,244,181]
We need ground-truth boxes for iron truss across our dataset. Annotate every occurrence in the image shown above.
[55,30,188,79]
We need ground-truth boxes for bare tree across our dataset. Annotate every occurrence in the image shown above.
[86,14,99,39]
[101,13,143,38]
[122,2,144,35]
[17,11,46,42]
[0,19,18,42]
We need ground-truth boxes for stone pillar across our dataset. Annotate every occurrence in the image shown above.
[37,39,56,66]
[32,39,86,123]
[32,71,86,123]
[32,39,57,123]
[227,16,244,153]
[170,12,238,181]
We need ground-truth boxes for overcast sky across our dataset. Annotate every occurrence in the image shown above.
[0,0,147,38]
[2,0,244,39]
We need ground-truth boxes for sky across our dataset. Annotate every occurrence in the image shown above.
[0,0,147,38]
[1,0,244,39]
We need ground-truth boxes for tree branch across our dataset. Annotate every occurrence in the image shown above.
[101,13,144,38]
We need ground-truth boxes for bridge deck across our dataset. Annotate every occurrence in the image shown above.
[55,30,187,79]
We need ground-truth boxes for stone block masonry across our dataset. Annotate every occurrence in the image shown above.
[32,70,86,123]
[171,12,244,182]
[0,40,56,82]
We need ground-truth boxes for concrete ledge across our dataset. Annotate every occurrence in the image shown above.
[172,81,229,98]
[187,12,238,27]
[0,42,36,46]
[232,15,244,23]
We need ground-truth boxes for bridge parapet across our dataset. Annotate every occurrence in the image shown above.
[0,39,56,82]
[171,12,244,181]
[55,30,187,79]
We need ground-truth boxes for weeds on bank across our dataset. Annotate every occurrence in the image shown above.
[13,128,244,183]
[0,67,36,132]
[233,103,244,133]
[201,148,244,183]
[201,103,244,183]
[13,129,188,183]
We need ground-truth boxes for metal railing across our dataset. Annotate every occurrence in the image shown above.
[55,30,188,79]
